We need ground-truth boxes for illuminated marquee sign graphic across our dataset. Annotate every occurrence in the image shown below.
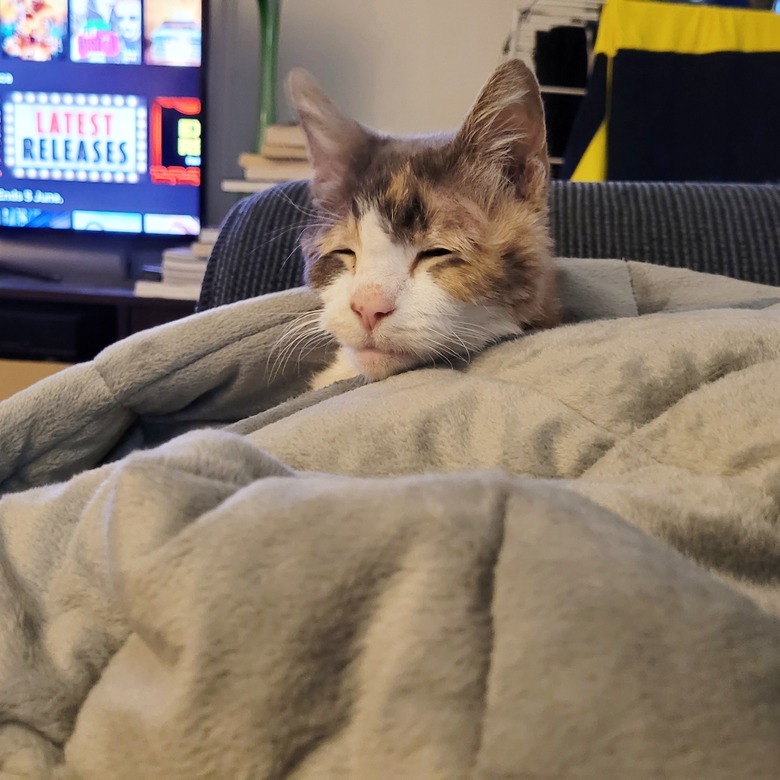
[2,92,147,183]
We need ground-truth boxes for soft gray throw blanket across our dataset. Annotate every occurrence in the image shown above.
[1,258,780,778]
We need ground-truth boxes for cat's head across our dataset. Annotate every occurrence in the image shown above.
[288,60,559,382]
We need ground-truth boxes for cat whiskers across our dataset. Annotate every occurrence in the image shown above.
[399,327,468,370]
[267,311,334,381]
[239,214,342,285]
[400,318,503,371]
[430,326,473,361]
[270,328,332,382]
[452,319,504,350]
[271,186,335,224]
[244,216,336,260]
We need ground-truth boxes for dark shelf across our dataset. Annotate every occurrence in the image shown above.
[0,274,195,363]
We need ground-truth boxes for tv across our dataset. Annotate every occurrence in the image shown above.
[0,0,207,282]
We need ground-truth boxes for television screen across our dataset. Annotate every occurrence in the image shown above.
[0,0,205,237]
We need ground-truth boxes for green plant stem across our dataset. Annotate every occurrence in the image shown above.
[256,0,282,151]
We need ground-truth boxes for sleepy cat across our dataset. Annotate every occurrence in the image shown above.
[287,59,560,390]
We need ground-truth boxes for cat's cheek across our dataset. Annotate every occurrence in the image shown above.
[317,275,359,340]
[321,307,364,344]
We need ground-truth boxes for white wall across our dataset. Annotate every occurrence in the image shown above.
[206,0,261,223]
[277,0,518,133]
[207,0,518,222]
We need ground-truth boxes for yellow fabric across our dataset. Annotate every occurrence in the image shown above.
[569,0,780,181]
[596,0,780,58]
[570,121,608,182]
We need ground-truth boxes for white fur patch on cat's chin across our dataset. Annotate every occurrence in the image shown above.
[309,348,358,390]
[308,345,421,389]
[345,346,424,380]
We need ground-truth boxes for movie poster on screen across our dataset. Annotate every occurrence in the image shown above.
[69,0,142,64]
[144,0,200,67]
[0,0,67,61]
[149,95,200,185]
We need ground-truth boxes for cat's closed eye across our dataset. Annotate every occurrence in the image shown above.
[413,248,466,270]
[326,248,356,271]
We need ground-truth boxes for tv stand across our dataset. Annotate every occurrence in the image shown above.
[0,260,62,283]
[0,273,195,363]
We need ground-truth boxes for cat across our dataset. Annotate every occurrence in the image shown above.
[287,59,561,391]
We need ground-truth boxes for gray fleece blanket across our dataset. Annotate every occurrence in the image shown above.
[2,258,780,779]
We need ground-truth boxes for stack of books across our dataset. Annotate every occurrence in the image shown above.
[134,226,220,300]
[222,124,312,194]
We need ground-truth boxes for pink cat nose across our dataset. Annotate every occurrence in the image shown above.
[350,288,396,332]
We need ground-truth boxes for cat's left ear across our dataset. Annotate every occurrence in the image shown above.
[455,60,548,200]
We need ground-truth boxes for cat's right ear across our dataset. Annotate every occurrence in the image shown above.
[286,69,370,208]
